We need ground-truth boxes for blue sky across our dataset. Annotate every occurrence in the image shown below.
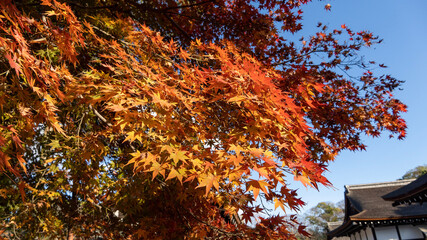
[288,0,427,213]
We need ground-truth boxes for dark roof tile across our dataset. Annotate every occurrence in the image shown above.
[346,180,427,220]
[327,179,427,239]
[382,173,427,204]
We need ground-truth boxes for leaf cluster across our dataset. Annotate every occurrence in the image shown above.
[0,0,406,239]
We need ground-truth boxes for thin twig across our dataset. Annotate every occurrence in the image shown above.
[158,0,216,12]
[89,105,112,127]
[77,113,85,146]
[162,13,192,41]
[67,2,119,10]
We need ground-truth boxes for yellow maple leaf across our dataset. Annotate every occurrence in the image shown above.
[169,150,189,165]
[165,168,185,184]
[196,174,219,196]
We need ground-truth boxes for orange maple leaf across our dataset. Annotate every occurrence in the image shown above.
[196,174,219,196]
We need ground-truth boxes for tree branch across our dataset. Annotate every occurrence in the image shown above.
[158,0,216,12]
[187,210,246,238]
[162,13,192,41]
[67,2,119,10]
[89,105,112,127]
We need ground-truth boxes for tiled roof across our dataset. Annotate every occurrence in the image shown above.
[327,179,427,239]
[382,173,427,206]
[327,221,344,231]
[345,179,427,220]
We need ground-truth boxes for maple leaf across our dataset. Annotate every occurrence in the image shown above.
[123,131,136,143]
[228,144,245,155]
[263,157,277,167]
[168,149,189,165]
[247,180,270,200]
[146,161,166,180]
[227,95,246,106]
[151,92,172,109]
[180,48,190,61]
[5,53,21,75]
[47,140,61,150]
[196,174,219,196]
[241,210,254,224]
[165,168,185,184]
[107,103,126,112]
[274,198,286,212]
[16,154,26,174]
[254,166,270,180]
[229,155,244,166]
[294,174,312,188]
[161,145,174,154]
[18,181,26,203]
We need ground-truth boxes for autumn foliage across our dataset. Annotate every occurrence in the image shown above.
[0,0,406,239]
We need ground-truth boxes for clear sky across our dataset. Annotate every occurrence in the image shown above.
[287,0,427,213]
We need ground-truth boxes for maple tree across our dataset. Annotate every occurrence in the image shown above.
[0,0,406,239]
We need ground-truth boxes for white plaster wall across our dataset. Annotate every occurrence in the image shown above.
[398,225,424,239]
[365,227,375,240]
[360,229,368,240]
[375,226,399,240]
[335,237,351,240]
[334,224,425,240]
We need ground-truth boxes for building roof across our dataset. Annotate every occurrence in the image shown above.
[327,179,427,239]
[327,222,344,231]
[327,222,351,240]
[382,174,427,206]
[345,180,427,220]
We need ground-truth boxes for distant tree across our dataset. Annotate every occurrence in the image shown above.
[303,202,344,240]
[401,165,427,179]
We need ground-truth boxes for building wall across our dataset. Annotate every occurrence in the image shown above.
[349,225,424,240]
[375,226,399,240]
[350,227,375,240]
[359,228,369,240]
[398,225,424,239]
[332,237,351,240]
[365,227,375,240]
